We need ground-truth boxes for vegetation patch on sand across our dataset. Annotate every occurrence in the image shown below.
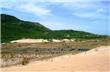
[1,39,110,67]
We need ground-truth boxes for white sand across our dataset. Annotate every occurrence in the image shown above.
[10,39,75,43]
[10,39,49,43]
[1,46,110,72]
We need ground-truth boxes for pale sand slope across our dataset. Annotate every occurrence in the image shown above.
[1,46,110,72]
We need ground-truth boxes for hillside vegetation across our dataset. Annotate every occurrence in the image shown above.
[1,14,108,42]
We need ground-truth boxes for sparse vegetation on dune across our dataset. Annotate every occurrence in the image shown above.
[1,39,110,67]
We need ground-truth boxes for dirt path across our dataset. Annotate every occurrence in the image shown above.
[1,46,110,72]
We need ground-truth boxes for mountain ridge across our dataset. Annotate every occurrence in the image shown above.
[1,14,106,42]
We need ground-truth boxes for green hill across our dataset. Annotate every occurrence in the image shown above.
[1,14,106,42]
[1,14,51,42]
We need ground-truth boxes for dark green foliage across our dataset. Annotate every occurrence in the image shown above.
[1,14,51,42]
[1,14,108,42]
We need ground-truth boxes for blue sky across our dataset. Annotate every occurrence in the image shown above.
[0,0,110,35]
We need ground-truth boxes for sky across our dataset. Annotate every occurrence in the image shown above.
[0,0,110,35]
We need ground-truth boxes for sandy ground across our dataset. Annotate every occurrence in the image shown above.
[1,46,110,72]
[10,39,75,43]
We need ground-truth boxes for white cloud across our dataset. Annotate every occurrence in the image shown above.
[96,8,105,13]
[62,1,107,18]
[0,0,107,3]
[63,2,97,10]
[39,20,84,30]
[1,1,51,17]
[73,12,96,18]
[40,0,107,2]
[18,3,51,17]
[72,8,107,18]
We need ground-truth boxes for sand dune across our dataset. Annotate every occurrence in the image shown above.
[1,46,110,72]
[10,39,75,43]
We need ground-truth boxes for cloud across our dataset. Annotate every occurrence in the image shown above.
[35,0,108,2]
[39,20,84,30]
[72,8,106,18]
[62,1,108,18]
[18,3,51,17]
[96,8,106,13]
[1,1,51,17]
[0,0,108,3]
[73,12,96,18]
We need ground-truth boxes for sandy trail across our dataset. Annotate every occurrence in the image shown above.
[1,46,110,72]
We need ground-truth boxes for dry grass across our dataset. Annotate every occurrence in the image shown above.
[1,39,110,67]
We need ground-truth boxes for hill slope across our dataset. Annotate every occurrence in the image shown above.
[1,14,105,42]
[1,14,51,42]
